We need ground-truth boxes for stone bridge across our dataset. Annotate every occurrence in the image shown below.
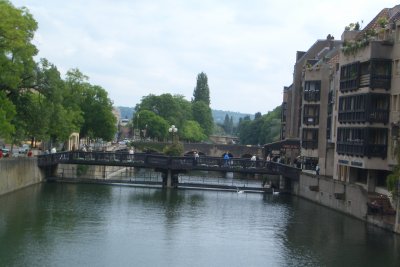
[183,143,263,158]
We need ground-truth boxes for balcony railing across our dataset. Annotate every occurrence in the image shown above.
[370,75,391,90]
[336,142,387,158]
[340,77,359,92]
[301,140,318,149]
[338,110,389,124]
[338,110,366,123]
[304,92,320,102]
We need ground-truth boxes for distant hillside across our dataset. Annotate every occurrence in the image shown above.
[117,106,253,124]
[212,110,253,125]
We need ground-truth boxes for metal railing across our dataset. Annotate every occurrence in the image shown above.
[37,151,301,179]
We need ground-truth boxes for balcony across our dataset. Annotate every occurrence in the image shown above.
[338,93,389,124]
[340,78,359,92]
[301,140,318,150]
[304,91,320,102]
[336,142,387,159]
[338,109,389,124]
[370,74,391,90]
[340,59,392,92]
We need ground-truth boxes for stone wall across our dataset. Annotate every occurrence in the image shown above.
[57,164,130,179]
[292,172,369,220]
[292,172,400,233]
[0,158,44,196]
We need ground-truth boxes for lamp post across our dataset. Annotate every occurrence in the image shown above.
[168,125,178,143]
[135,113,140,140]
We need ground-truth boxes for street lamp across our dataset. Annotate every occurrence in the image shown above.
[168,125,178,143]
[135,113,140,140]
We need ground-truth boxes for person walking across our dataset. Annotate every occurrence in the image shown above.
[251,155,257,167]
[193,151,199,166]
[223,153,230,167]
[315,164,320,175]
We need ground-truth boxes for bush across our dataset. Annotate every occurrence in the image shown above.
[163,143,184,156]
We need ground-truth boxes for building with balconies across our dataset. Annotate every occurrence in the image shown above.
[333,5,400,195]
[280,36,341,165]
[300,47,340,175]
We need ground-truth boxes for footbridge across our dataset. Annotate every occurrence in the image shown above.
[38,151,300,191]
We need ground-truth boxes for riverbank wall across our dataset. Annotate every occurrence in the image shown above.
[291,172,399,234]
[0,158,44,196]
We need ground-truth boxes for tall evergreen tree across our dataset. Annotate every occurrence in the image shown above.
[192,72,213,136]
[192,72,210,105]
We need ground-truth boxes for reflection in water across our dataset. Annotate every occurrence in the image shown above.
[0,183,399,266]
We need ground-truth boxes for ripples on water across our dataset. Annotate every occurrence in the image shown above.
[0,183,399,267]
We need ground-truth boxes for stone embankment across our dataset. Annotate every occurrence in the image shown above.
[0,157,44,196]
[292,172,400,234]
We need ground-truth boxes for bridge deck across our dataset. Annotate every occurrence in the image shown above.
[38,151,300,180]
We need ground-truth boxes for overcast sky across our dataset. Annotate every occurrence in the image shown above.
[12,0,400,114]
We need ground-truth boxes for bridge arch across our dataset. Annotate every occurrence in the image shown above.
[184,150,206,157]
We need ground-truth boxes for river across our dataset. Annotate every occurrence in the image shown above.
[0,183,399,267]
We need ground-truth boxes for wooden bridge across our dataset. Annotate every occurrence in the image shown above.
[38,151,300,190]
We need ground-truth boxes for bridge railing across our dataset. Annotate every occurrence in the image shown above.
[37,152,300,179]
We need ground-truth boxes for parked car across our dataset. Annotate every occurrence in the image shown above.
[19,144,30,154]
[1,148,10,157]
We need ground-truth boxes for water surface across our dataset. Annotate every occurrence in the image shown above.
[0,183,399,266]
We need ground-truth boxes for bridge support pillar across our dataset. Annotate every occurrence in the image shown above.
[162,170,179,188]
[167,170,172,188]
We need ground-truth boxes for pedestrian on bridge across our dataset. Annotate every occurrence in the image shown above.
[193,151,199,166]
[251,155,257,167]
[223,153,230,167]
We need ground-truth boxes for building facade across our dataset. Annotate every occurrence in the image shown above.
[280,5,400,196]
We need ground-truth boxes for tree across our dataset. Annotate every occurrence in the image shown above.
[0,1,38,144]
[192,72,210,105]
[133,110,169,140]
[135,93,192,131]
[0,1,38,95]
[237,107,281,145]
[222,114,234,135]
[80,85,117,141]
[192,101,213,136]
[192,72,213,136]
[181,120,207,142]
[0,91,16,141]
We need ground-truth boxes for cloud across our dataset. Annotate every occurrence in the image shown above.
[12,0,400,113]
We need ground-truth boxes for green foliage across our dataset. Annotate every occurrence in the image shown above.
[0,3,117,148]
[181,120,207,142]
[344,22,361,31]
[192,72,210,105]
[0,91,16,141]
[0,0,38,93]
[192,101,213,136]
[77,165,89,177]
[238,106,281,145]
[135,93,192,130]
[377,17,388,28]
[163,142,184,156]
[341,29,377,56]
[133,110,169,140]
[220,114,235,135]
[80,85,117,141]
